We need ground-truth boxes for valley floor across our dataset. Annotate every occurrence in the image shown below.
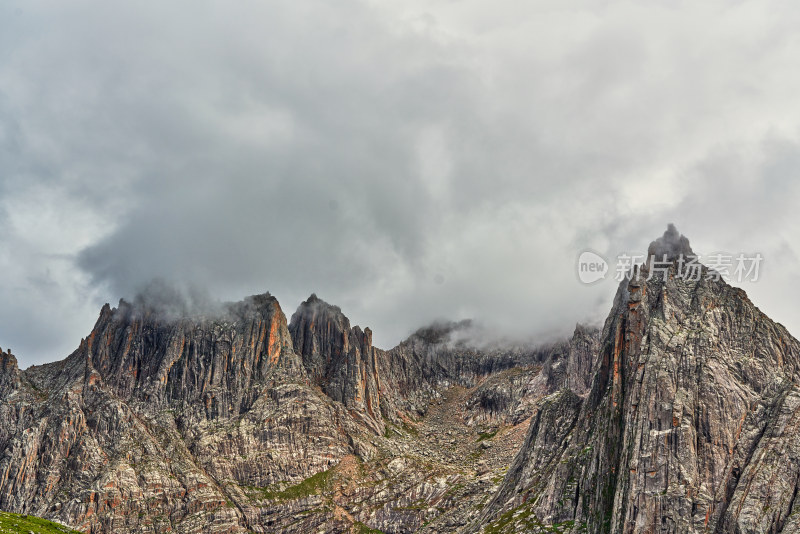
[247,382,534,534]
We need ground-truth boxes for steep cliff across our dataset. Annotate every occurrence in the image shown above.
[289,294,385,433]
[473,227,800,533]
[0,347,19,394]
[0,290,584,533]
[0,294,377,533]
[3,226,795,533]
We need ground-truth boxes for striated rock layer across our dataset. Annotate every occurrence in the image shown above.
[473,226,800,533]
[289,294,385,434]
[0,290,589,533]
[3,226,799,534]
[0,294,372,533]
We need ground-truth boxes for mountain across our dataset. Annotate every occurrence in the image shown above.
[0,226,797,533]
[471,227,800,533]
[0,290,588,533]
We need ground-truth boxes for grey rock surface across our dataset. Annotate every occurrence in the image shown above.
[0,292,584,533]
[471,228,800,533]
[2,226,796,534]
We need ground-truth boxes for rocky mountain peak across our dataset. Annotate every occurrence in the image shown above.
[4,229,799,533]
[410,319,474,346]
[291,293,347,324]
[0,347,19,390]
[79,290,301,417]
[289,294,383,432]
[0,347,17,373]
[289,294,352,377]
[646,222,695,261]
[475,228,800,533]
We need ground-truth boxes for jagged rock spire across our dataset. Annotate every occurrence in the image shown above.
[289,294,384,433]
[647,223,695,260]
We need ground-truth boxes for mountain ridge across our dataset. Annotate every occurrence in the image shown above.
[2,226,798,533]
[1,282,585,532]
[470,228,800,533]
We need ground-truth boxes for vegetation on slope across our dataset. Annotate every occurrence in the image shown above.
[0,511,81,534]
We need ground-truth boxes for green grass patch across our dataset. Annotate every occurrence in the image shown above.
[466,449,484,463]
[400,420,419,437]
[352,521,385,533]
[477,430,498,442]
[483,503,587,534]
[0,511,82,533]
[248,469,333,501]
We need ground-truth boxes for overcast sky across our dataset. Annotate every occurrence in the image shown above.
[2,0,800,367]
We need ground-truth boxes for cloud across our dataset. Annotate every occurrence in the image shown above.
[2,0,800,366]
[647,224,694,260]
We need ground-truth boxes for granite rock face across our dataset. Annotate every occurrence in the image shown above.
[0,291,584,533]
[377,320,567,421]
[0,294,370,533]
[2,226,799,534]
[289,294,385,434]
[0,348,19,392]
[473,227,800,533]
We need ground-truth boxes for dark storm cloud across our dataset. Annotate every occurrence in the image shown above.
[3,0,800,366]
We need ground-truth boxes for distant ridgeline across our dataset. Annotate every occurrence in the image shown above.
[2,227,800,533]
